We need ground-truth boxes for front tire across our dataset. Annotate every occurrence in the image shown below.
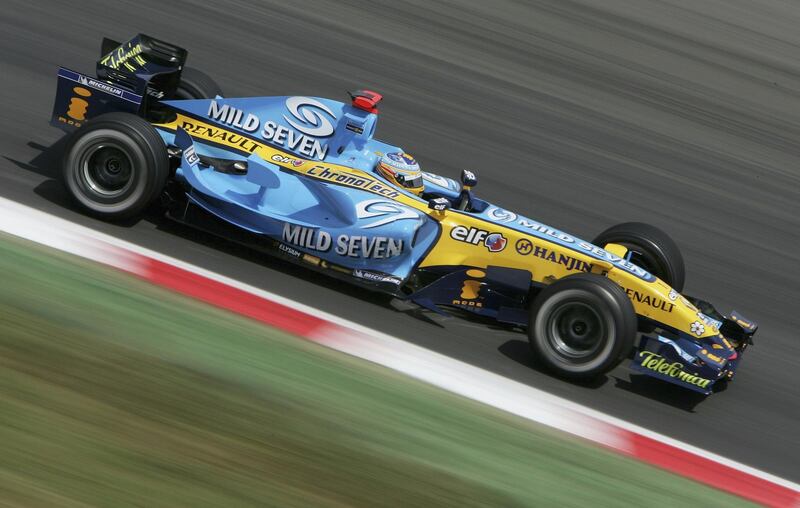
[593,222,686,291]
[61,112,169,220]
[528,274,637,380]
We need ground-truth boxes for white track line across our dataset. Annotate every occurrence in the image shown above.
[0,196,797,504]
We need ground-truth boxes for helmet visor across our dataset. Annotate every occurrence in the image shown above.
[396,173,423,189]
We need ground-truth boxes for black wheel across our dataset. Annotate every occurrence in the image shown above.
[593,222,685,292]
[528,273,637,380]
[62,112,169,220]
[173,67,222,99]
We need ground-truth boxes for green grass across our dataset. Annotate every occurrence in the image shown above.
[0,233,754,507]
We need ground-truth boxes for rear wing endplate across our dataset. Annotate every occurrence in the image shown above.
[50,67,143,132]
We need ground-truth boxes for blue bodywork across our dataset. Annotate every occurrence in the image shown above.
[157,95,457,286]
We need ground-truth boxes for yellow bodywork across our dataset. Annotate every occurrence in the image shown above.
[155,113,716,339]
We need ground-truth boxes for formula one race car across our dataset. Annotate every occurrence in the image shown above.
[50,34,758,395]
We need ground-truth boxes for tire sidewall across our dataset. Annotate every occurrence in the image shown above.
[64,128,151,215]
[62,114,167,220]
[529,275,635,379]
[532,288,618,374]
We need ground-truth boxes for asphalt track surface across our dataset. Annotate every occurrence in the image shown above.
[1,0,799,484]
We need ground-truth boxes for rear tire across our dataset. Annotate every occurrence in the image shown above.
[61,112,169,221]
[529,274,637,380]
[593,222,686,291]
[174,67,222,99]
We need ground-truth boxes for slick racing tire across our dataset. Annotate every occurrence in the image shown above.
[62,112,169,221]
[528,274,637,380]
[174,67,223,99]
[593,222,686,292]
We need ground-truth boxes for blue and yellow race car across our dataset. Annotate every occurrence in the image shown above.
[51,34,757,395]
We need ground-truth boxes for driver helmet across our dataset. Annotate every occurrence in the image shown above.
[376,152,424,195]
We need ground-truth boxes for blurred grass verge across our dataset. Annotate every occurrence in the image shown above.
[0,233,753,507]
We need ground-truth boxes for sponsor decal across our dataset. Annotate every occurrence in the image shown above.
[515,238,533,255]
[450,226,507,252]
[484,208,653,280]
[100,42,145,71]
[428,197,450,211]
[183,145,199,166]
[353,269,402,285]
[698,312,722,331]
[533,247,590,271]
[485,233,507,252]
[282,223,403,259]
[278,243,302,258]
[208,100,260,132]
[516,239,591,272]
[345,123,364,134]
[699,349,725,364]
[270,154,304,167]
[306,165,400,198]
[335,235,403,258]
[422,172,454,189]
[516,218,575,243]
[668,289,678,301]
[307,165,400,198]
[530,245,591,272]
[486,206,518,223]
[179,120,263,154]
[283,96,335,137]
[207,97,336,160]
[453,270,485,308]
[387,152,417,165]
[623,288,675,313]
[282,224,332,252]
[66,86,91,122]
[452,299,483,308]
[77,75,125,97]
[638,351,712,388]
[356,199,421,229]
[690,321,706,337]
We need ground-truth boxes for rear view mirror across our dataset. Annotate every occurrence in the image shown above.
[460,169,477,189]
[428,197,450,213]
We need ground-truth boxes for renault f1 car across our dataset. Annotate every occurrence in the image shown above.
[50,34,758,395]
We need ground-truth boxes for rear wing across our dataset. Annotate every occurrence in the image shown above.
[51,34,187,132]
